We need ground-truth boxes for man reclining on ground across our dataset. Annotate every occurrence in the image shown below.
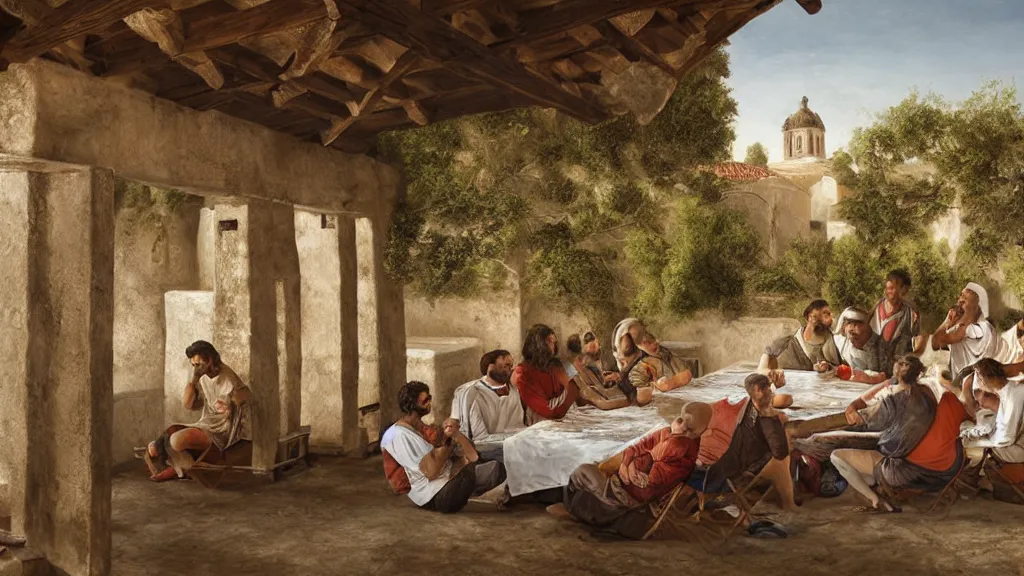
[831,356,966,512]
[545,403,710,539]
[144,340,251,482]
[381,381,506,513]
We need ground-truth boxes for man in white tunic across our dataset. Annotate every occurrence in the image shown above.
[931,283,1003,386]
[144,340,251,481]
[834,307,893,385]
[382,381,506,513]
[450,349,525,462]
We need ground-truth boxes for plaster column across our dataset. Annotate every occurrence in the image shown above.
[213,201,302,473]
[295,211,360,453]
[0,168,114,576]
[356,216,407,426]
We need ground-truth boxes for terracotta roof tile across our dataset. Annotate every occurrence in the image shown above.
[705,162,778,182]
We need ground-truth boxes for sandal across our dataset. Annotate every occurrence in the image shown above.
[748,520,787,539]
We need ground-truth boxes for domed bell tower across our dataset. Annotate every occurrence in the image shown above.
[782,96,826,160]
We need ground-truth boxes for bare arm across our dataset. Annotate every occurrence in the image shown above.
[418,441,455,481]
[183,372,200,410]
[961,373,980,420]
[849,369,889,385]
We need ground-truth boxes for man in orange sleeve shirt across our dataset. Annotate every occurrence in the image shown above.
[512,324,580,424]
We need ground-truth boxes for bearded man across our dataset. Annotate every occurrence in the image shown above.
[932,283,1003,384]
[381,381,507,513]
[449,349,525,462]
[760,299,842,375]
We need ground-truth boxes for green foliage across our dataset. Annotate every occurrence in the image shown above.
[628,198,759,317]
[381,49,741,326]
[744,142,769,167]
[1003,246,1024,305]
[841,82,1024,266]
[834,150,953,249]
[821,235,885,310]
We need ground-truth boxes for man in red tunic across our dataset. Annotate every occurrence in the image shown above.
[512,324,580,425]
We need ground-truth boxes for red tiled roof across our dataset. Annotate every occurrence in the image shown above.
[705,162,778,182]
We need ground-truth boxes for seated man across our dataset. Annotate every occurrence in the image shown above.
[932,283,1003,385]
[760,299,842,375]
[636,331,693,392]
[961,358,1024,503]
[831,356,947,512]
[144,340,251,482]
[449,349,525,463]
[870,269,924,356]
[512,324,580,425]
[547,403,709,539]
[692,374,797,511]
[381,381,506,513]
[833,307,894,385]
[566,331,618,385]
[610,332,655,407]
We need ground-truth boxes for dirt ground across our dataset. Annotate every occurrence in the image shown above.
[111,456,1024,576]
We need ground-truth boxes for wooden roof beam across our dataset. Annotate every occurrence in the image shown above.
[794,0,822,15]
[321,48,419,146]
[496,0,756,50]
[422,0,493,16]
[337,0,608,123]
[1,0,166,66]
[598,19,676,76]
[209,45,362,115]
[182,0,333,54]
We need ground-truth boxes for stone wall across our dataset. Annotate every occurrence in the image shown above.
[406,337,483,426]
[721,177,812,260]
[112,187,201,465]
[405,287,523,356]
[405,287,804,376]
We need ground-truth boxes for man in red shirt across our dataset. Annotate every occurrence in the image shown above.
[512,324,580,425]
[546,403,709,539]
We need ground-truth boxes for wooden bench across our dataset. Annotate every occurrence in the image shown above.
[134,426,313,488]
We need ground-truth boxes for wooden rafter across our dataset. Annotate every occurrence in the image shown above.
[209,45,362,115]
[495,0,756,50]
[598,20,676,76]
[1,0,168,64]
[182,0,332,54]
[336,0,608,123]
[422,0,493,16]
[320,48,419,146]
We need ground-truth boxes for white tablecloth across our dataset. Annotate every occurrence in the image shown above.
[503,362,874,496]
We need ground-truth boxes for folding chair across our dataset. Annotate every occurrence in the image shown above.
[980,449,1024,504]
[878,456,975,519]
[641,469,778,549]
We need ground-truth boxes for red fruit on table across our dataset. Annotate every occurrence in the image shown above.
[836,364,852,381]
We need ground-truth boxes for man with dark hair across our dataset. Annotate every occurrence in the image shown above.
[144,340,251,481]
[381,381,506,513]
[961,358,1024,503]
[831,356,958,512]
[693,374,797,511]
[871,269,924,356]
[833,307,894,384]
[760,299,842,377]
[513,324,580,424]
[449,350,524,461]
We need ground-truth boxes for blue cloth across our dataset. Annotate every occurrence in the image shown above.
[563,361,578,379]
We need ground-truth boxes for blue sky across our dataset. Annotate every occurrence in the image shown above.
[726,0,1024,163]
